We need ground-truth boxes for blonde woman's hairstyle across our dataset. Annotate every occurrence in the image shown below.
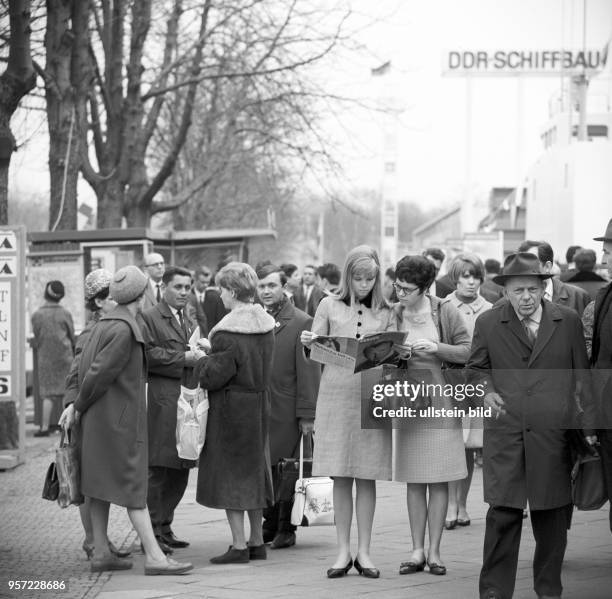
[448,252,485,285]
[336,245,387,310]
[215,262,258,302]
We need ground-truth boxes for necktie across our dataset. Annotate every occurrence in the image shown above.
[177,309,187,337]
[156,284,161,303]
[522,317,537,347]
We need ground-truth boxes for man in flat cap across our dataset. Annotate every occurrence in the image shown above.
[467,252,594,599]
[588,218,612,534]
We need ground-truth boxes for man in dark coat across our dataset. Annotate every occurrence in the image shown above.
[589,218,612,532]
[186,265,227,335]
[480,259,504,304]
[293,264,325,316]
[467,252,594,599]
[566,248,608,301]
[518,240,590,316]
[256,264,321,549]
[140,266,203,553]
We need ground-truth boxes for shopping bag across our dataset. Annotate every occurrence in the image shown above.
[571,449,607,511]
[176,385,209,460]
[290,435,334,526]
[56,429,84,508]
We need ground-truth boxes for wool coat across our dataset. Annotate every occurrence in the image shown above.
[268,300,320,464]
[196,303,276,510]
[590,283,612,423]
[139,300,197,470]
[551,277,590,316]
[31,303,75,397]
[74,306,148,508]
[467,299,594,510]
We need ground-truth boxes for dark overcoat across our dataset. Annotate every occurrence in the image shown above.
[268,301,321,464]
[467,299,594,510]
[196,303,275,510]
[139,300,197,470]
[74,306,147,509]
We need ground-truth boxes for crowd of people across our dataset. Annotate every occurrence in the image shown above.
[31,219,612,597]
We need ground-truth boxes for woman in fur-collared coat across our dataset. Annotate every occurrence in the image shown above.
[196,262,275,564]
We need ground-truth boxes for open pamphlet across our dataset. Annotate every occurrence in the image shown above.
[310,331,407,372]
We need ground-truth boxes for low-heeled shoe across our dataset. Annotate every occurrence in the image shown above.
[427,561,447,575]
[248,543,267,560]
[160,531,190,548]
[270,531,296,549]
[91,555,133,573]
[326,559,353,578]
[210,545,249,564]
[354,558,380,579]
[144,557,193,576]
[444,519,457,530]
[456,518,471,527]
[399,559,426,575]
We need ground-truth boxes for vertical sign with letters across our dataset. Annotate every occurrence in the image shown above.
[0,226,25,469]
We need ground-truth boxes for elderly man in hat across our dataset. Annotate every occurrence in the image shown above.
[588,218,612,533]
[467,252,594,599]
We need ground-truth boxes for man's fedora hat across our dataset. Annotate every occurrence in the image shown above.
[593,218,612,242]
[492,252,554,285]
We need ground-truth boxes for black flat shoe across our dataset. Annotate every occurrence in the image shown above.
[456,518,471,527]
[326,559,353,578]
[141,538,174,556]
[160,531,189,548]
[444,519,457,530]
[354,558,380,579]
[427,561,447,575]
[210,545,249,564]
[399,559,426,575]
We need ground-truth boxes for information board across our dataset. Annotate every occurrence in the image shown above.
[0,226,26,469]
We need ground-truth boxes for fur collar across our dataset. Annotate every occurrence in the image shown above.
[209,303,275,340]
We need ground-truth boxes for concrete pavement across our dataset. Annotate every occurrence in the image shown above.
[1,428,611,599]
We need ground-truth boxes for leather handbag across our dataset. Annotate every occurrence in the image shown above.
[571,449,607,511]
[55,429,84,508]
[275,436,313,503]
[42,462,59,502]
[290,435,334,527]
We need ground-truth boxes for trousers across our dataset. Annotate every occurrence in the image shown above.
[479,504,569,599]
[147,466,190,536]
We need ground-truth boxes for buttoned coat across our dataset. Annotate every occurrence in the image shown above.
[268,300,321,464]
[139,300,197,470]
[74,306,148,508]
[467,299,593,510]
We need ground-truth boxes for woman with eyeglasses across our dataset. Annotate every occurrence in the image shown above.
[391,255,470,577]
[444,253,493,531]
[300,245,394,579]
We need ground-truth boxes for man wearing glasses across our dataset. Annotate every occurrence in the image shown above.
[143,253,166,310]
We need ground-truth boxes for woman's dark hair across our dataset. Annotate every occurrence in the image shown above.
[85,286,111,313]
[394,255,436,292]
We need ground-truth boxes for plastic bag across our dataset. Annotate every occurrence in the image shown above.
[176,385,209,460]
[56,429,84,508]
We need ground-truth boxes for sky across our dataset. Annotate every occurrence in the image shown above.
[9,0,612,216]
[318,0,612,209]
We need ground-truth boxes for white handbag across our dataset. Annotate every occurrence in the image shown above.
[290,435,334,526]
[176,385,209,460]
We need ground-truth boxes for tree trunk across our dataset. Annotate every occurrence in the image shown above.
[96,178,125,228]
[45,0,79,230]
[0,0,36,224]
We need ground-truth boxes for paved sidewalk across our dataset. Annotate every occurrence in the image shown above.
[1,430,611,599]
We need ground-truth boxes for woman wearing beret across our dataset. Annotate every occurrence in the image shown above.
[301,245,394,579]
[74,266,192,576]
[31,280,75,436]
[196,262,276,564]
[392,255,470,576]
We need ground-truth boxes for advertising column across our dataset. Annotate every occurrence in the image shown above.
[0,226,26,469]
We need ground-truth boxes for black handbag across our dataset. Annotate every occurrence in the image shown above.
[571,449,607,511]
[275,435,313,503]
[42,462,59,502]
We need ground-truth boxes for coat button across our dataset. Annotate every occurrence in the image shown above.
[357,322,362,327]
[356,333,361,339]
